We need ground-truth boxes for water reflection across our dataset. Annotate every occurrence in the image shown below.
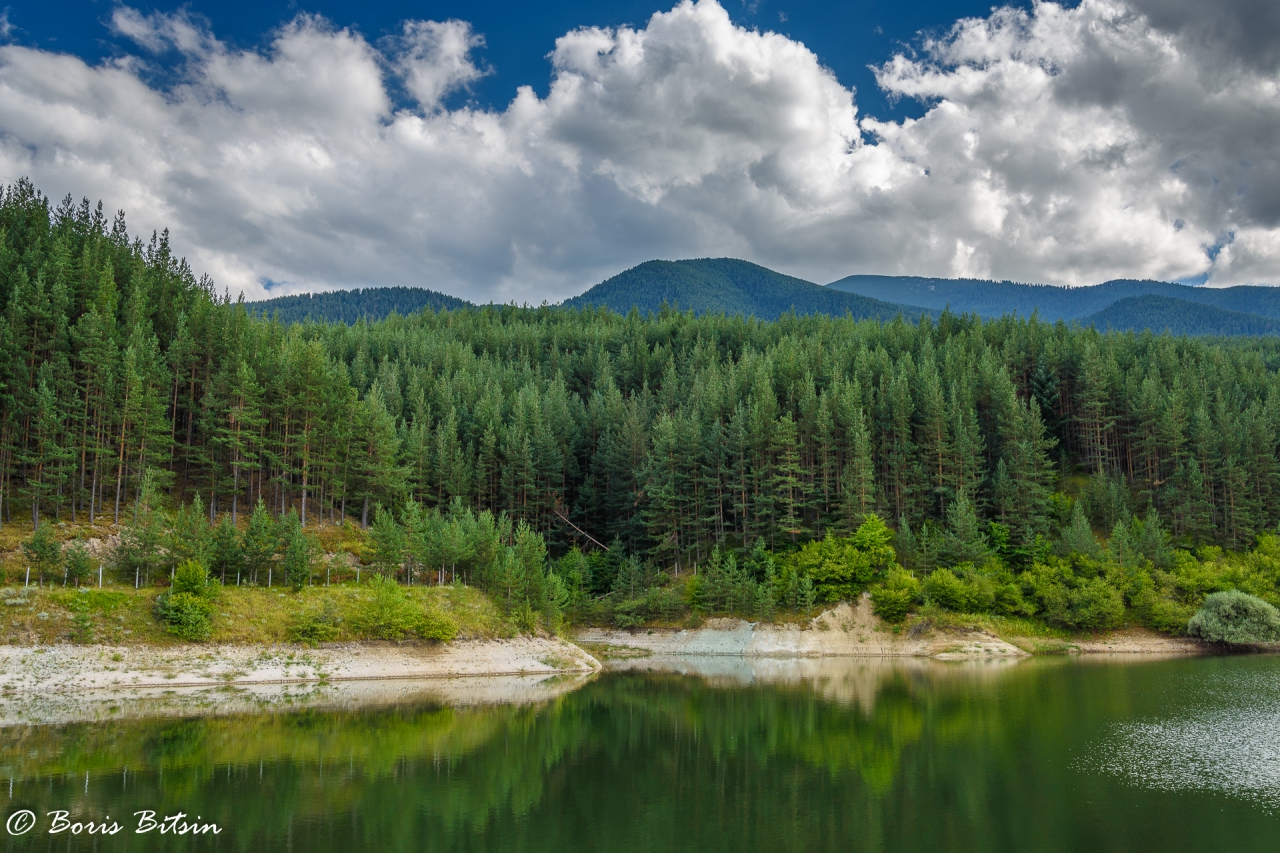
[1082,657,1280,811]
[0,655,1274,852]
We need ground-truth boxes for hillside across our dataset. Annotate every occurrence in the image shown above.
[827,275,1280,323]
[250,286,473,324]
[1080,295,1279,336]
[562,258,928,321]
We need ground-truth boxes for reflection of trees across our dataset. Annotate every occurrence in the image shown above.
[0,659,1258,852]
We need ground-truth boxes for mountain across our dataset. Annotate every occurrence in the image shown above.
[562,258,928,321]
[250,286,473,324]
[826,275,1280,322]
[1080,295,1279,336]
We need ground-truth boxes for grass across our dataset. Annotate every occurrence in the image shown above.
[909,607,1073,643]
[0,582,514,646]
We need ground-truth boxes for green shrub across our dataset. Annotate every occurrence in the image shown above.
[155,559,217,641]
[786,516,895,603]
[418,606,459,643]
[68,597,94,643]
[288,601,342,646]
[353,576,421,640]
[645,586,686,621]
[1065,577,1126,631]
[351,577,458,642]
[511,599,538,634]
[613,598,645,628]
[923,568,969,611]
[1188,590,1280,645]
[870,568,921,623]
[155,592,214,641]
[1022,560,1124,631]
[994,582,1035,616]
[21,523,62,584]
[64,543,95,586]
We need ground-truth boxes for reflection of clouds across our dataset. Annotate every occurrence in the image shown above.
[1090,709,1280,811]
[1083,667,1280,811]
[606,654,1024,715]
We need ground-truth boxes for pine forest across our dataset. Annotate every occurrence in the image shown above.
[4,181,1280,638]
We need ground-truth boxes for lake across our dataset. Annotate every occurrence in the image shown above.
[0,654,1276,851]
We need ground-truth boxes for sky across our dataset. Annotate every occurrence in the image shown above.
[0,0,1278,301]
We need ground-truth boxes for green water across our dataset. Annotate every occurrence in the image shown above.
[0,655,1277,851]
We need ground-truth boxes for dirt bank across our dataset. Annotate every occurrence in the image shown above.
[577,596,1029,659]
[1055,629,1207,654]
[578,596,1213,659]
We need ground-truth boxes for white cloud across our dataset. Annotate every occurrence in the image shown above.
[391,20,489,109]
[0,0,1277,301]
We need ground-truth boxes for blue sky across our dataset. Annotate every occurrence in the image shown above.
[0,0,1276,301]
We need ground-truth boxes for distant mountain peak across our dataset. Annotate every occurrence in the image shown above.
[561,258,928,321]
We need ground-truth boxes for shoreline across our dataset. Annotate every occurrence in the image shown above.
[0,615,1225,727]
[0,599,1216,721]
[0,636,601,694]
[575,598,1209,659]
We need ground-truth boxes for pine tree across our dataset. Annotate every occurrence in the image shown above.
[243,498,278,585]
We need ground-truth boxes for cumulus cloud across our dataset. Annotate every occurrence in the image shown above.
[0,0,1277,301]
[390,20,490,109]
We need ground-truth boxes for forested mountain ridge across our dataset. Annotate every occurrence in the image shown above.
[828,274,1280,323]
[1083,295,1280,336]
[250,286,473,324]
[247,261,1280,336]
[561,258,929,321]
[10,181,1280,634]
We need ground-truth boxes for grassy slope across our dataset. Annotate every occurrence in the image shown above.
[0,584,511,647]
[563,258,929,321]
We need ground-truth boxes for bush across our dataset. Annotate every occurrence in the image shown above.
[64,543,95,586]
[172,560,214,596]
[68,597,94,643]
[646,585,686,621]
[353,576,419,639]
[21,524,62,583]
[923,568,969,612]
[870,568,920,623]
[288,601,342,646]
[418,605,459,642]
[1065,577,1126,631]
[351,577,458,642]
[1188,590,1280,645]
[613,598,644,628]
[786,516,895,603]
[1023,560,1124,631]
[155,559,217,641]
[155,592,214,641]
